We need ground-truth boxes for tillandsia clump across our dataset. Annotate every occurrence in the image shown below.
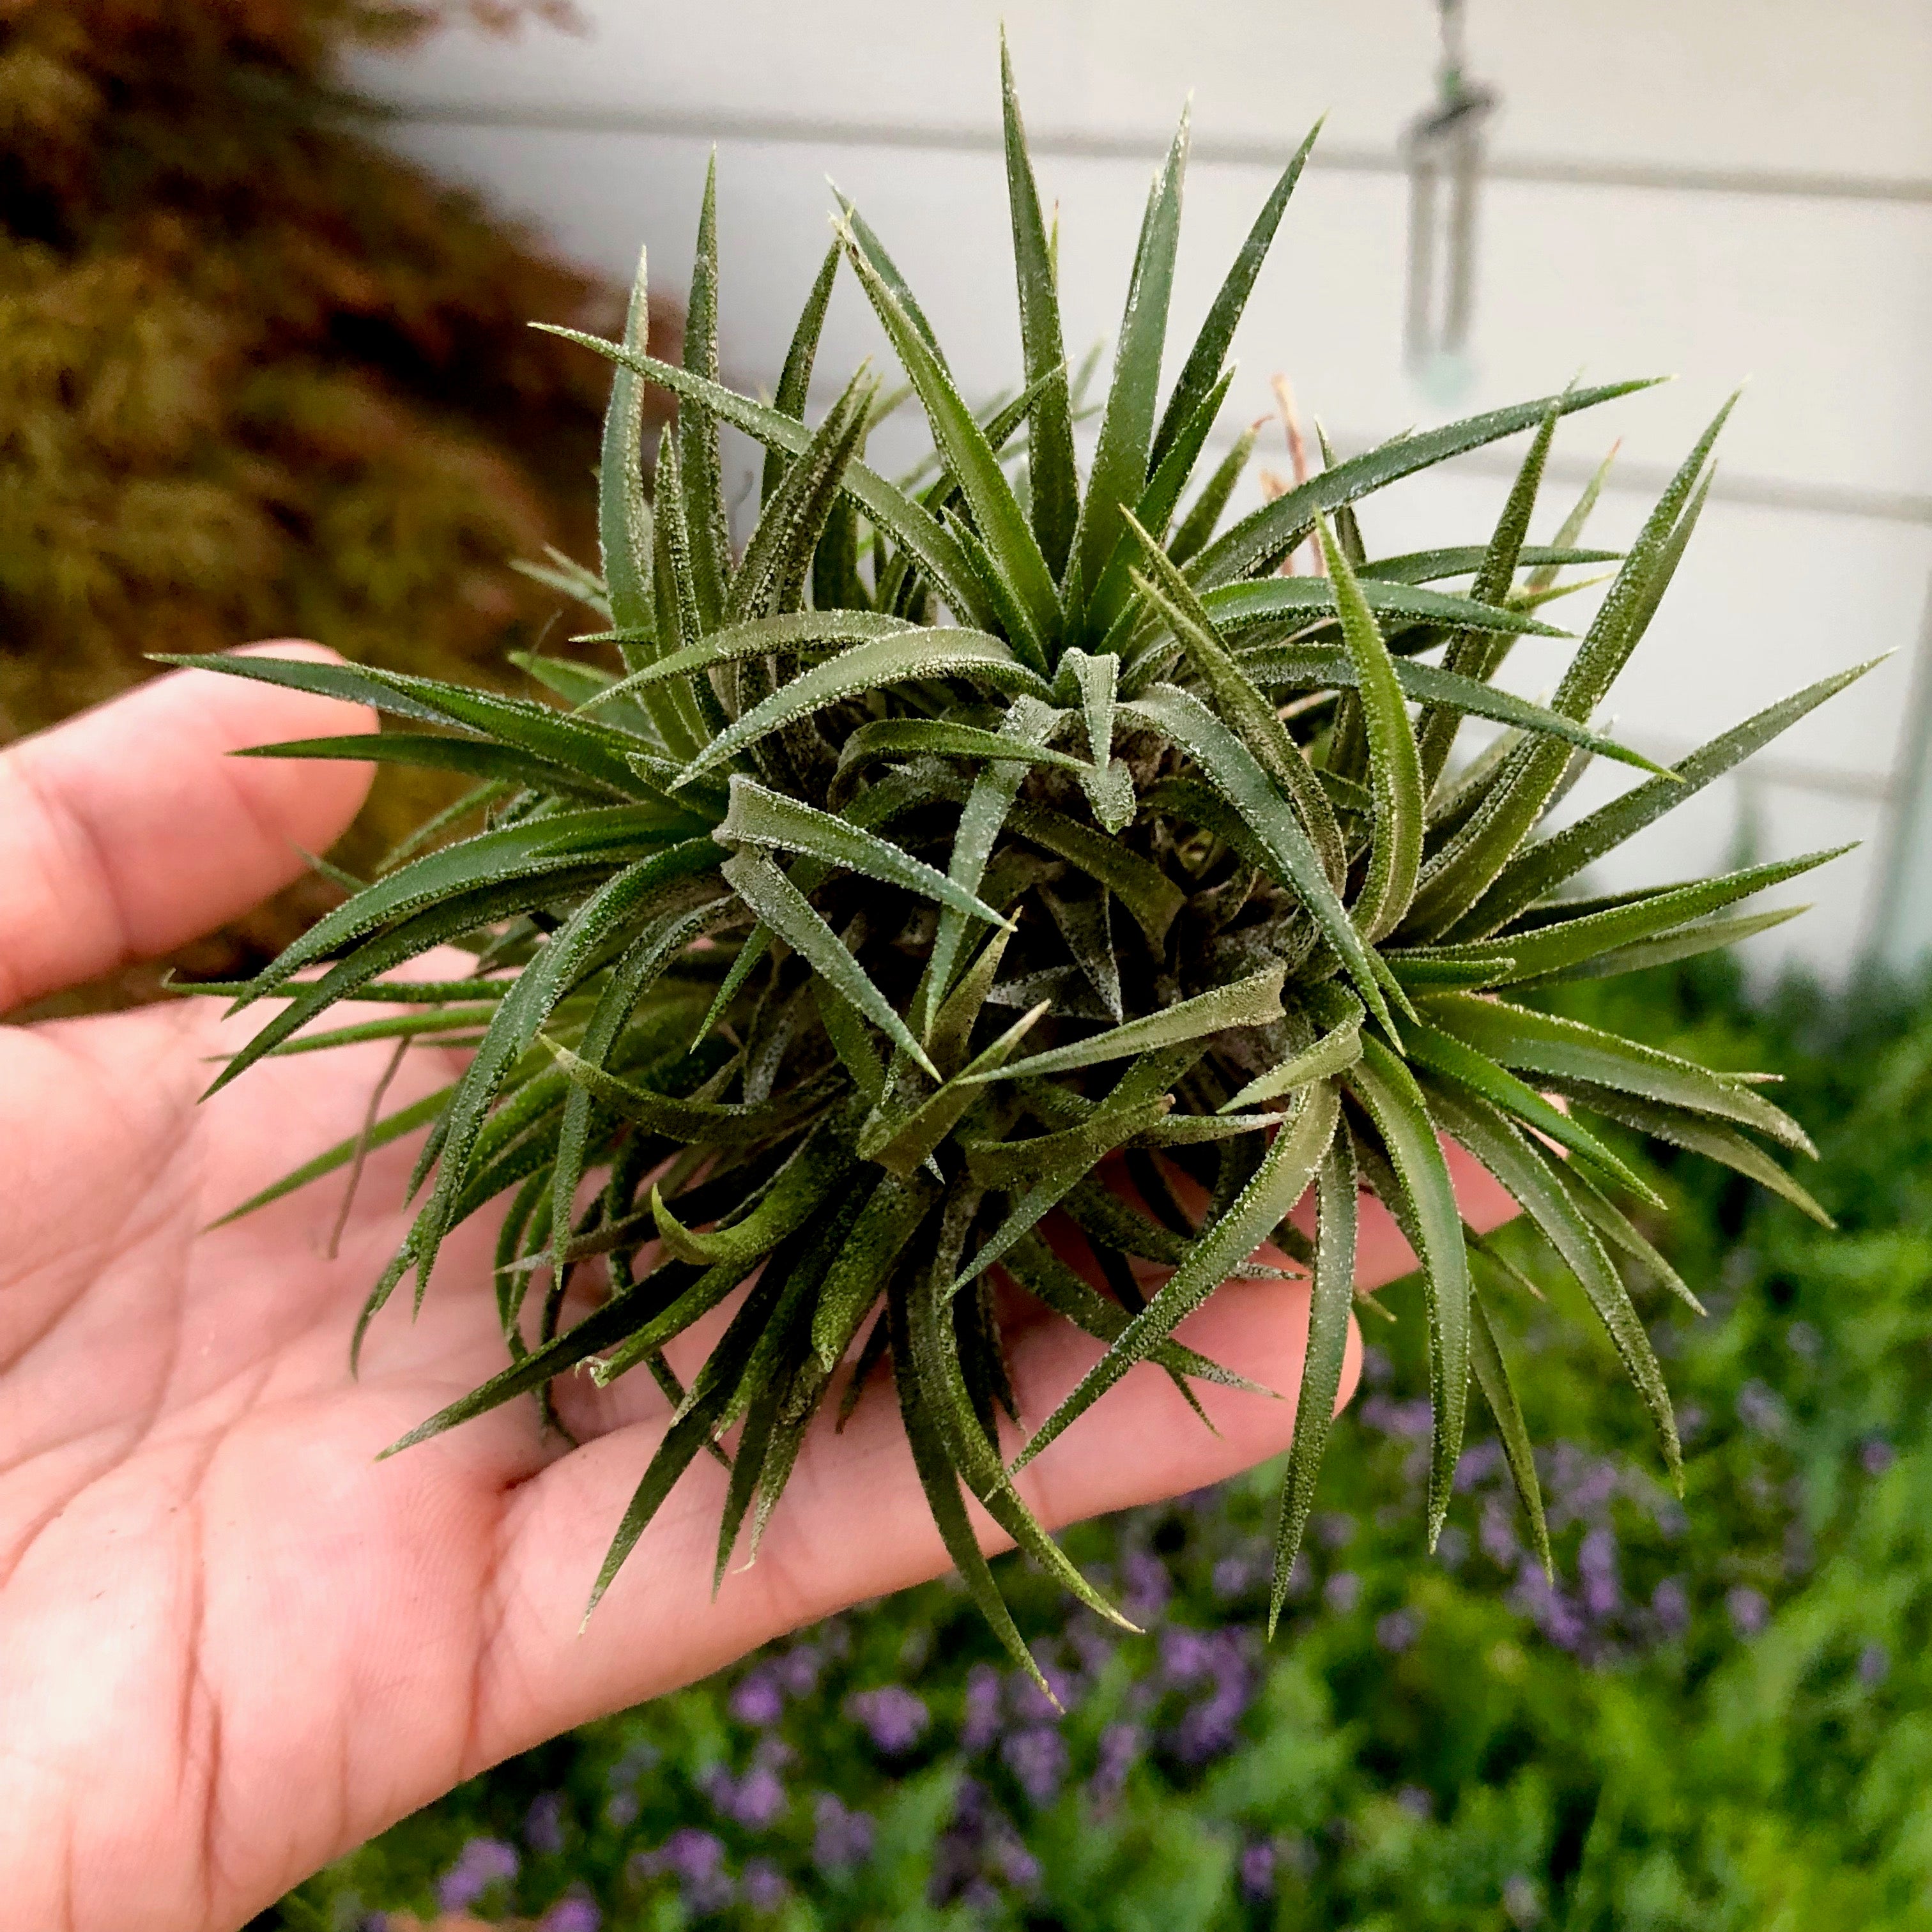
[172,46,1869,1686]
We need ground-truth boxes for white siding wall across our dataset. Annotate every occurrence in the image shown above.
[348,1,1932,977]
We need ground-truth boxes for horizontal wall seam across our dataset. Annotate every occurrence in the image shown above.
[369,96,1932,208]
[767,388,1932,527]
[1443,446,1932,528]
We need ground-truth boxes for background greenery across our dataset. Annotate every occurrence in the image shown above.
[1,0,670,986]
[273,954,1932,1931]
[10,6,1923,1928]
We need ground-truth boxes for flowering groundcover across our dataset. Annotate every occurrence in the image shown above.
[282,956,1932,1930]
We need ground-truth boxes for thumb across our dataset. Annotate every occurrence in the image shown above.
[0,642,377,1012]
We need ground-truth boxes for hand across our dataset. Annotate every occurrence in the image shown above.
[0,650,1518,1932]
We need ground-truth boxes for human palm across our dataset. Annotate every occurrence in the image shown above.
[0,650,1515,1931]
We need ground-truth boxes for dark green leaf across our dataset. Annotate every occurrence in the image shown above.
[1424,1078,1681,1485]
[962,962,1285,1084]
[1399,847,1850,989]
[1151,118,1318,470]
[1236,647,1672,777]
[1169,419,1261,567]
[721,848,940,1077]
[1122,684,1392,1027]
[1397,1015,1660,1202]
[680,154,730,629]
[762,240,842,503]
[1006,796,1187,944]
[1452,659,1883,936]
[1190,380,1659,589]
[1013,1077,1338,1473]
[1067,105,1190,614]
[1466,1284,1553,1576]
[838,211,1060,656]
[1122,513,1347,889]
[1420,990,1817,1155]
[1271,1131,1355,1631]
[1344,1035,1471,1543]
[1000,33,1078,578]
[677,628,1050,788]
[599,245,656,669]
[536,326,995,630]
[1549,1078,1834,1228]
[1318,514,1425,939]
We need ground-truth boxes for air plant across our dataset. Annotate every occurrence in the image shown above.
[169,43,1867,1687]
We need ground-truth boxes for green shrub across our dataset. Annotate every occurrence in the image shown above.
[0,0,670,901]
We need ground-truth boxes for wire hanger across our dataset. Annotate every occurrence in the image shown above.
[1404,0,1499,399]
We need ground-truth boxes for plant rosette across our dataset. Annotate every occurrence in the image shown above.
[169,40,1865,1687]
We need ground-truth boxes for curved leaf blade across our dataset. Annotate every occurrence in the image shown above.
[962,962,1285,1084]
[678,629,1048,788]
[1318,514,1424,939]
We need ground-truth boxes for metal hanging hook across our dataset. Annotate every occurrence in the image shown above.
[1404,0,1499,396]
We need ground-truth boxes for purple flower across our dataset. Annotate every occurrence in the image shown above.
[1313,1510,1357,1550]
[1160,1625,1218,1685]
[604,1790,640,1828]
[539,1892,601,1932]
[1324,1570,1360,1613]
[1514,1568,1587,1654]
[1213,1554,1257,1600]
[1652,1577,1690,1637]
[742,1859,787,1912]
[652,1827,724,1880]
[703,1761,788,1831]
[525,1791,566,1856]
[812,1793,876,1871]
[1479,1498,1522,1569]
[1397,1784,1433,1821]
[1361,1344,1393,1386]
[1170,1680,1252,1764]
[961,1664,1003,1753]
[778,1643,822,1697]
[1376,1609,1420,1654]
[1088,1722,1143,1807]
[730,1668,785,1728]
[1455,1440,1504,1492]
[1727,1586,1770,1637]
[932,1779,1042,1906]
[1859,1643,1890,1687]
[1239,1839,1277,1901]
[1577,1528,1621,1619]
[848,1685,931,1756]
[1001,1726,1069,1805]
[1008,1657,1072,1725]
[1545,1448,1619,1526]
[435,1836,519,1913]
[1066,1614,1118,1680]
[634,1828,733,1917]
[1861,1436,1897,1476]
[1121,1550,1172,1623]
[1361,1395,1433,1441]
[995,1839,1042,1889]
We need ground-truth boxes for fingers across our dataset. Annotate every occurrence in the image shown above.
[1355,1140,1521,1289]
[472,1264,1328,1768]
[0,643,376,1012]
[467,1135,1522,1764]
